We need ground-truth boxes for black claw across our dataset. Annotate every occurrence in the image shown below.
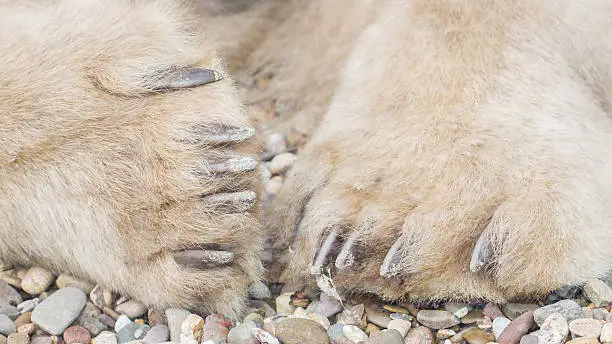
[154,67,223,91]
[174,249,234,269]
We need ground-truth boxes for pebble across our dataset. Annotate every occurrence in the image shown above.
[307,300,343,319]
[75,303,106,336]
[484,304,504,320]
[416,310,460,329]
[290,308,330,330]
[247,282,272,300]
[493,317,512,339]
[30,337,52,344]
[369,329,404,344]
[20,267,54,295]
[583,279,612,307]
[438,329,457,339]
[16,323,34,336]
[94,331,118,344]
[31,287,86,335]
[264,133,287,156]
[502,304,540,320]
[462,310,484,325]
[343,325,368,343]
[478,317,493,330]
[534,300,582,326]
[113,301,145,319]
[117,323,149,344]
[179,314,203,344]
[365,308,391,328]
[6,333,28,344]
[463,328,495,344]
[328,323,345,342]
[17,299,37,314]
[251,328,279,344]
[593,308,609,321]
[497,311,535,344]
[0,315,15,335]
[445,303,472,319]
[568,318,602,339]
[202,314,231,343]
[114,316,132,333]
[566,338,601,344]
[145,310,165,328]
[63,325,91,344]
[164,309,190,343]
[227,321,256,344]
[582,308,594,319]
[383,305,409,314]
[0,282,21,306]
[0,335,4,344]
[266,153,297,175]
[141,325,168,344]
[536,313,569,344]
[89,286,113,310]
[336,304,365,328]
[600,323,612,342]
[275,294,296,315]
[276,318,329,344]
[243,313,263,328]
[55,274,94,293]
[388,319,411,337]
[0,305,19,320]
[13,313,30,329]
[404,327,435,344]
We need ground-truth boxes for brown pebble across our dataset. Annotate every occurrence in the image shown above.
[276,318,329,344]
[17,324,35,336]
[63,326,90,344]
[146,309,166,327]
[498,311,535,344]
[404,327,435,344]
[483,304,504,320]
[96,315,115,329]
[7,333,29,344]
[463,328,495,344]
[13,313,32,329]
[567,338,600,344]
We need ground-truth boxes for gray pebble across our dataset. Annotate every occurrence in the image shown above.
[327,323,344,342]
[146,309,166,327]
[0,282,21,307]
[568,318,601,339]
[75,303,107,336]
[16,299,38,314]
[307,300,343,319]
[445,303,472,318]
[114,315,132,333]
[164,309,190,342]
[247,282,272,300]
[369,329,404,344]
[31,287,86,335]
[0,305,18,321]
[534,300,581,327]
[6,332,28,344]
[142,325,169,344]
[115,301,147,319]
[30,337,52,344]
[365,308,391,328]
[117,323,149,344]
[535,313,568,344]
[593,308,609,321]
[493,316,511,339]
[583,279,612,307]
[416,310,460,329]
[0,315,15,336]
[94,331,118,344]
[227,321,256,344]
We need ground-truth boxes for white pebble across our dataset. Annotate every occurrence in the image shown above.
[388,319,411,337]
[343,325,368,342]
[114,315,132,333]
[266,153,297,175]
[264,133,287,156]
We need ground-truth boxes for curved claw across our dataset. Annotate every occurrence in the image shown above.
[310,229,338,275]
[380,238,404,278]
[469,232,493,272]
[155,67,223,91]
[174,249,234,269]
[335,231,359,270]
[204,127,256,144]
[203,191,257,212]
[210,157,257,174]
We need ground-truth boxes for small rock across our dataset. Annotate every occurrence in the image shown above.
[463,310,484,325]
[94,331,118,344]
[16,324,35,336]
[593,308,609,321]
[336,305,365,328]
[248,300,276,318]
[478,317,493,330]
[0,335,5,344]
[0,282,21,306]
[97,314,115,329]
[115,301,147,319]
[600,322,612,342]
[244,313,264,328]
[251,328,279,344]
[535,313,569,344]
[289,292,310,309]
[117,323,148,344]
[75,303,106,336]
[416,310,460,329]
[328,323,345,342]
[0,305,19,321]
[264,133,287,156]
[502,304,540,320]
[13,313,31,329]
[493,317,512,339]
[202,314,231,343]
[520,335,539,344]
[388,319,410,337]
[55,275,94,293]
[307,300,343,319]
[369,329,404,344]
[290,308,330,330]
[484,304,504,320]
[275,294,296,315]
[568,318,602,339]
[17,299,38,314]
[404,327,435,344]
[63,325,91,344]
[89,286,112,310]
[227,321,256,344]
[0,315,15,335]
[31,287,86,335]
[276,318,329,344]
[534,300,582,327]
[583,279,612,307]
[20,267,54,295]
[247,282,272,300]
[445,303,472,319]
[6,333,28,344]
[582,307,594,319]
[437,329,457,339]
[566,338,601,344]
[266,153,297,175]
[114,315,132,333]
[365,308,391,328]
[463,328,495,344]
[30,337,52,344]
[343,325,368,342]
[142,325,169,344]
[179,314,203,344]
[146,310,165,327]
[497,311,535,344]
[164,309,190,343]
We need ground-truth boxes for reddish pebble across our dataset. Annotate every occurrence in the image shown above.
[498,311,535,344]
[202,314,231,342]
[484,303,504,320]
[63,326,91,344]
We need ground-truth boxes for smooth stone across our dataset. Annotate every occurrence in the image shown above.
[478,317,493,330]
[202,314,231,343]
[404,327,435,344]
[445,303,472,319]
[180,314,204,344]
[75,303,107,336]
[30,337,52,344]
[146,310,166,328]
[264,133,287,156]
[0,283,21,307]
[502,304,540,320]
[463,310,484,325]
[31,287,86,335]
[534,300,582,327]
[307,300,343,319]
[21,267,54,295]
[94,331,118,344]
[266,153,297,175]
[328,323,345,342]
[248,300,276,318]
[0,305,19,320]
[115,315,132,333]
[583,279,612,307]
[227,321,256,344]
[16,323,35,336]
[484,304,504,320]
[0,335,4,344]
[251,328,279,344]
[13,313,31,329]
[63,325,92,344]
[6,333,28,344]
[336,305,365,327]
[535,313,569,344]
[143,325,169,344]
[582,308,594,319]
[164,309,190,343]
[493,317,512,339]
[276,318,329,344]
[247,282,272,300]
[416,310,460,329]
[117,323,149,344]
[243,313,263,328]
[388,319,411,337]
[497,311,535,344]
[463,328,495,344]
[566,338,601,344]
[0,315,15,335]
[568,318,602,339]
[520,335,539,344]
[275,294,295,315]
[290,308,330,330]
[343,325,368,342]
[115,301,147,319]
[17,299,38,314]
[55,275,94,293]
[438,329,457,339]
[593,308,609,321]
[600,322,612,342]
[369,329,404,344]
[366,308,391,328]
